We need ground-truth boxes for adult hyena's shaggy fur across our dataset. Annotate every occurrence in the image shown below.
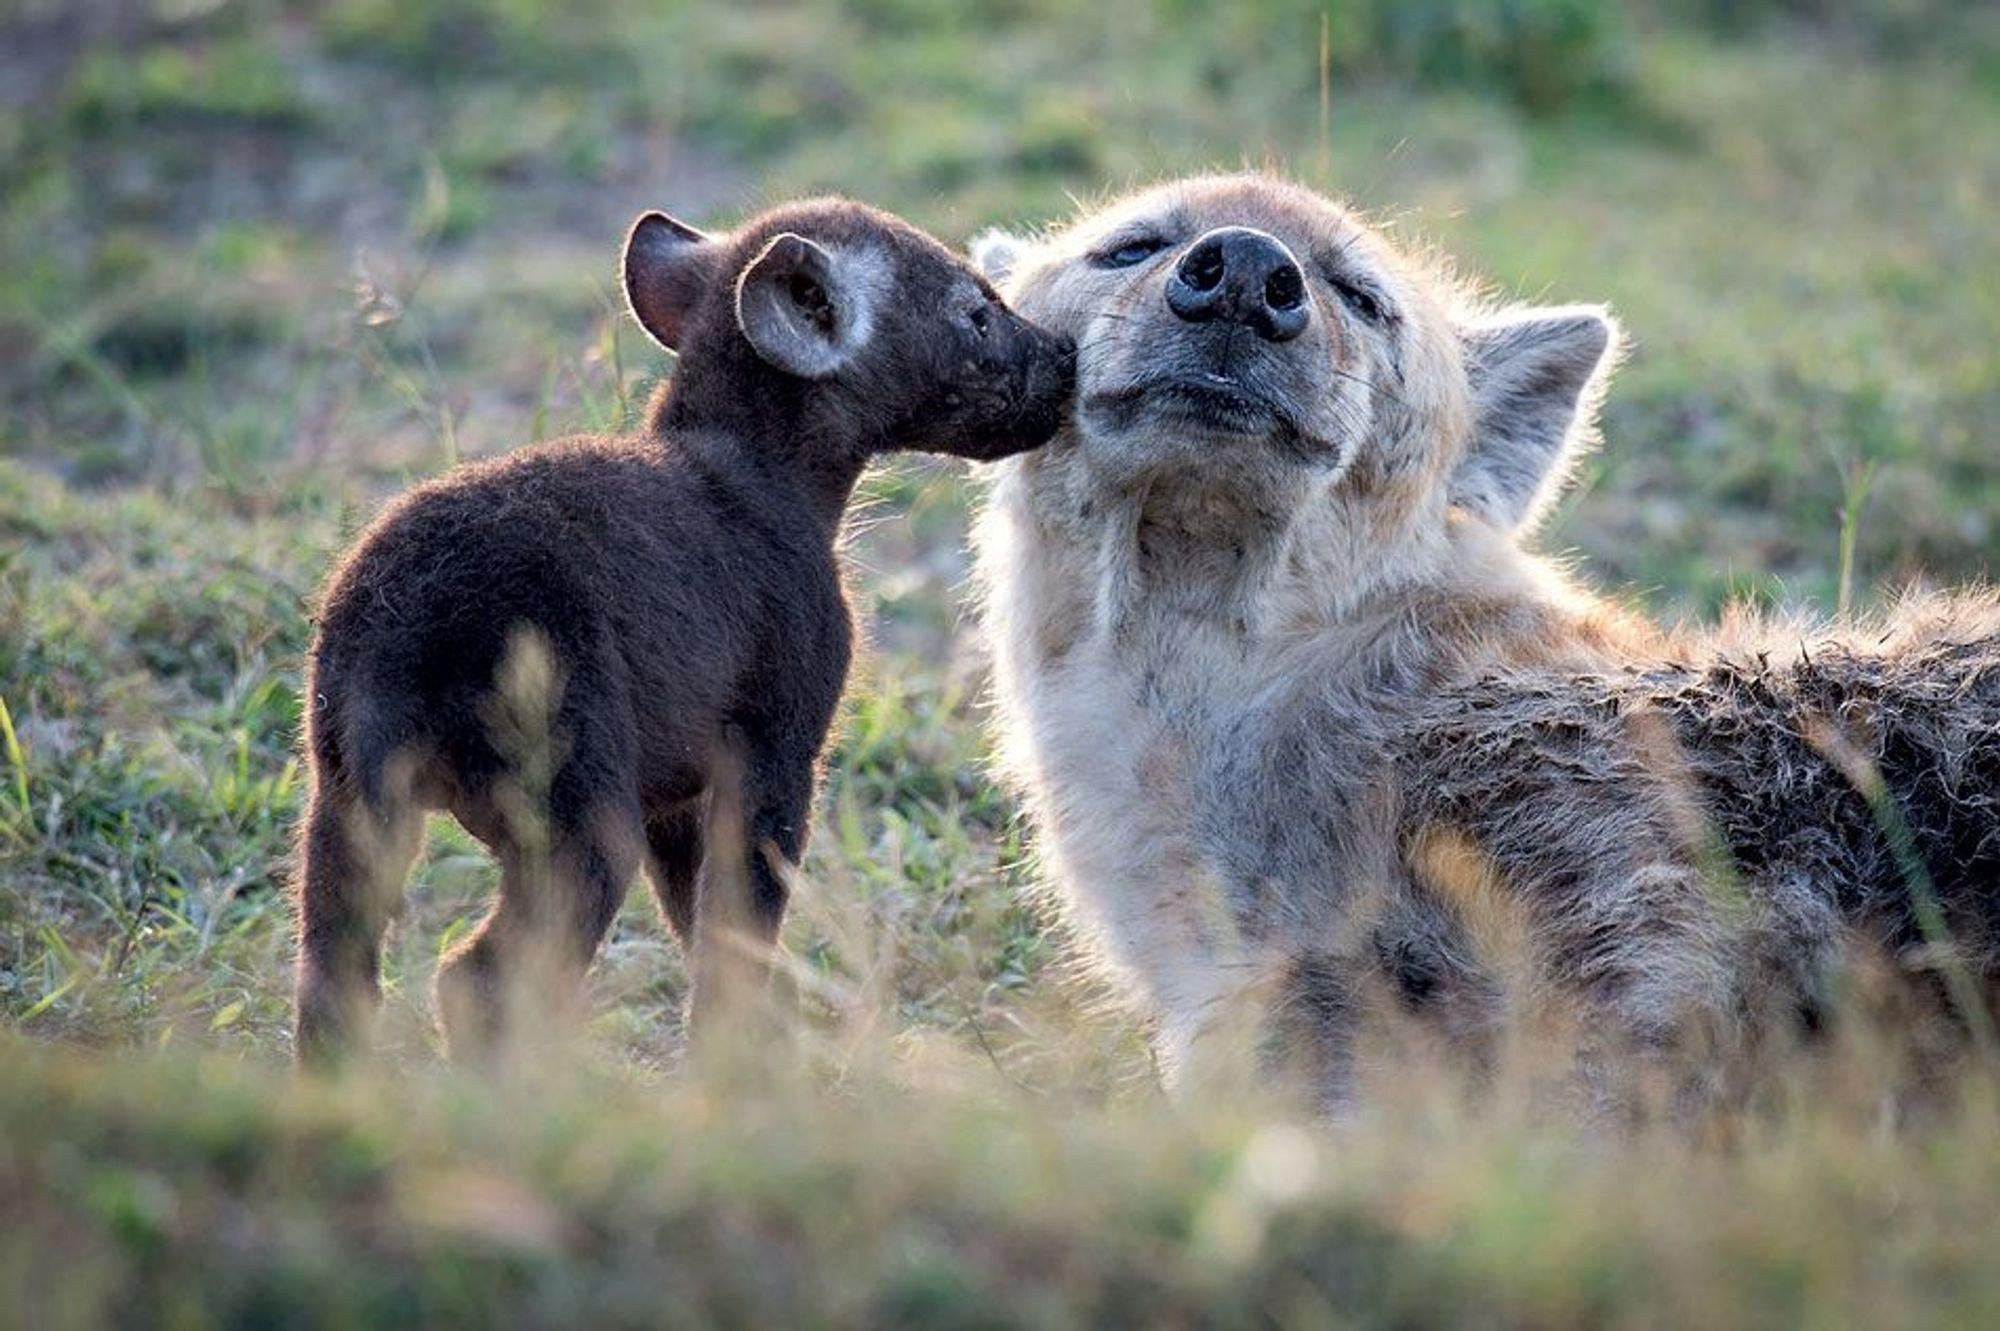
[971,174,2000,1113]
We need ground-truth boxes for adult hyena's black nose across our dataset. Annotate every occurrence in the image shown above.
[1164,227,1309,343]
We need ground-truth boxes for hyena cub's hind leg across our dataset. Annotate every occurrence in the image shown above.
[292,753,424,1069]
[431,687,647,1065]
[432,805,646,1064]
[643,795,709,945]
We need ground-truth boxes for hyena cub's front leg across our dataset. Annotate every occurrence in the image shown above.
[682,721,820,1035]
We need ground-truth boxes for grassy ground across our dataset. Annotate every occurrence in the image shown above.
[4,1,2000,1324]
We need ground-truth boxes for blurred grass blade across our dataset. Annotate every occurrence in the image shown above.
[0,693,28,838]
[1836,459,1877,619]
[20,973,80,1023]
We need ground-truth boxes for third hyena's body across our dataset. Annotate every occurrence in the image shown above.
[973,174,2000,1111]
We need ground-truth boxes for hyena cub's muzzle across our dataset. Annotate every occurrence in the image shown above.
[931,304,1076,462]
[996,319,1078,455]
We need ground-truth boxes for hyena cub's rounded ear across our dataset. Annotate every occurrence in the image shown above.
[733,232,885,380]
[623,211,721,353]
[1451,305,1623,534]
[969,228,1028,286]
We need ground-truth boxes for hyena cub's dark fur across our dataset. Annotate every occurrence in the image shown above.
[294,198,1074,1064]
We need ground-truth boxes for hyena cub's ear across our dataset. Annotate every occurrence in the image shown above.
[970,228,1028,285]
[623,211,722,353]
[734,233,885,380]
[1451,306,1621,533]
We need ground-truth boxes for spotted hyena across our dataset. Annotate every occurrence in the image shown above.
[294,198,1072,1066]
[971,173,2000,1114]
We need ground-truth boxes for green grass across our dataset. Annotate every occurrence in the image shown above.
[7,1036,1999,1329]
[4,0,2000,1323]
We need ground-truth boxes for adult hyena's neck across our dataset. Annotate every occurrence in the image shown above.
[1078,473,1303,661]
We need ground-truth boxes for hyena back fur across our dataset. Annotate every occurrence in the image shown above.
[971,174,2000,1112]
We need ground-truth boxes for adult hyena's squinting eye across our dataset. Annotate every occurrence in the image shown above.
[1312,253,1396,326]
[1091,236,1169,269]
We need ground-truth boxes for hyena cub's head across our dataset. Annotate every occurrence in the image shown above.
[624,197,1075,464]
[977,175,1620,572]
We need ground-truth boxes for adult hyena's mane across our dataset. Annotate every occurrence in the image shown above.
[1400,590,2000,983]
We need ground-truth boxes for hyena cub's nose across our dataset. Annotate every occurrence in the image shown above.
[1165,227,1309,344]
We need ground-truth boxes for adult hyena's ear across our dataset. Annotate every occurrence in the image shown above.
[1450,306,1621,532]
[734,232,886,380]
[623,211,722,352]
[970,228,1029,285]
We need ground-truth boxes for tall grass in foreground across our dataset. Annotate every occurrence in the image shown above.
[4,952,2000,1328]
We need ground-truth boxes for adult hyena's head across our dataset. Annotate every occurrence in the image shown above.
[977,175,1621,600]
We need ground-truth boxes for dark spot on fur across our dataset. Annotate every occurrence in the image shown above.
[1374,928,1443,1008]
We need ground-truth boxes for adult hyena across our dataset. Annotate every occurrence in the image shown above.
[971,173,2000,1114]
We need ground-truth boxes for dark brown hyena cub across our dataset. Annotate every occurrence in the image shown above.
[293,198,1075,1064]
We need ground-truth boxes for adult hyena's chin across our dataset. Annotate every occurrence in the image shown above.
[1061,290,1372,503]
[1072,341,1360,490]
[1060,402,1354,512]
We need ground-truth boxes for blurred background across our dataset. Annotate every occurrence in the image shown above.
[4,4,2000,1323]
[7,0,1998,602]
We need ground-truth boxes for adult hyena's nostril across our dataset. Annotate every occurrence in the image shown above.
[1180,240,1226,293]
[1165,226,1311,343]
[1166,240,1227,325]
[1265,264,1304,313]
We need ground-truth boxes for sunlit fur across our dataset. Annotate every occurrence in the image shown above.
[973,173,2000,1115]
